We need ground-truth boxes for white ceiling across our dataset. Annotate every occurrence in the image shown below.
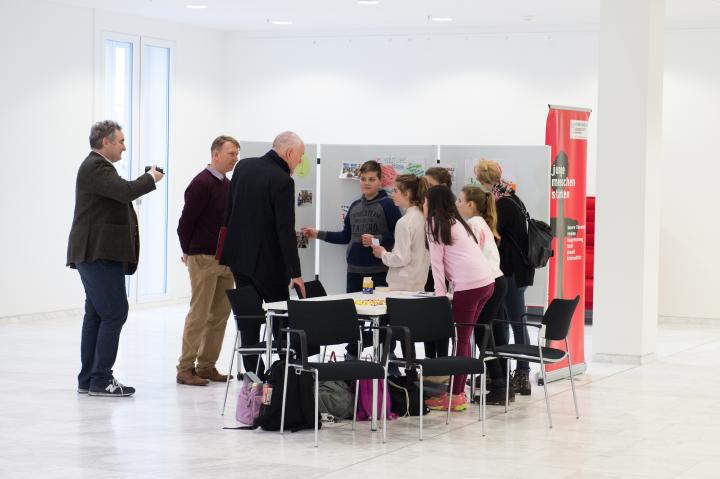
[46,0,720,33]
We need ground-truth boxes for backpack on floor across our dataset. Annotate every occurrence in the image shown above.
[319,380,355,419]
[356,378,396,421]
[388,375,430,417]
[253,360,320,432]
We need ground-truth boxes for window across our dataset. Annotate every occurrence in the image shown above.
[138,43,172,300]
[100,34,173,303]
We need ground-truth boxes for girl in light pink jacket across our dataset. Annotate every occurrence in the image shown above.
[423,186,495,411]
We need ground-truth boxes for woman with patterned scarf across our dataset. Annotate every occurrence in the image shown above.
[475,159,535,396]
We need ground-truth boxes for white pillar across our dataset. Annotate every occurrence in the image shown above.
[593,0,664,364]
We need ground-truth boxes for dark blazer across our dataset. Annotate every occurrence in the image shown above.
[220,150,301,291]
[66,151,156,275]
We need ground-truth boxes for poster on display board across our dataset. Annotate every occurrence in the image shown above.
[544,105,591,380]
[339,156,426,189]
[438,146,551,310]
[320,145,435,294]
[237,141,318,283]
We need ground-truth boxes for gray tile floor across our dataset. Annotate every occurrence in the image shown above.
[1,304,719,478]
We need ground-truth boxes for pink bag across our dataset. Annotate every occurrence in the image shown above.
[356,378,396,421]
[236,377,263,425]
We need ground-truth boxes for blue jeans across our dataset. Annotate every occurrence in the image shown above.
[77,260,129,389]
[503,275,530,372]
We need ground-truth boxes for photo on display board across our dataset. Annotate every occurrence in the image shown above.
[377,156,425,188]
[339,162,363,180]
[296,231,309,249]
[340,204,350,226]
[297,189,313,207]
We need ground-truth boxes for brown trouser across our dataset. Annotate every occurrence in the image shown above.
[177,254,234,372]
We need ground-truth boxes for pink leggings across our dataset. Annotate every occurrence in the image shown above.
[450,284,495,395]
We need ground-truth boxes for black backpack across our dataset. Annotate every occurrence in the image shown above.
[387,375,430,417]
[253,360,320,432]
[507,197,554,269]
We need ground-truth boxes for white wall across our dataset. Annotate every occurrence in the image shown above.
[660,29,720,320]
[223,32,599,191]
[0,0,93,318]
[0,0,226,318]
[224,28,719,321]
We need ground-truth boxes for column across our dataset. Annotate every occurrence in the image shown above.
[593,0,664,364]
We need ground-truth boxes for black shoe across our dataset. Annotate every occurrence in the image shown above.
[485,388,516,405]
[88,378,135,397]
[466,376,493,388]
[511,370,531,396]
[77,387,89,394]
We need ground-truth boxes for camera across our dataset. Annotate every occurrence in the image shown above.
[144,166,165,174]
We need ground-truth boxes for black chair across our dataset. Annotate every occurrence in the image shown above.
[281,298,392,447]
[489,295,581,428]
[221,286,294,416]
[385,296,491,440]
[294,280,334,361]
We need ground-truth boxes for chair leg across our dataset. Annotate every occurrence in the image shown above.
[481,371,486,437]
[470,331,476,403]
[382,369,388,444]
[221,333,238,416]
[505,358,510,413]
[566,343,580,419]
[446,375,454,425]
[352,379,359,431]
[314,370,319,448]
[539,357,552,429]
[419,365,424,441]
[280,355,290,434]
[321,345,327,362]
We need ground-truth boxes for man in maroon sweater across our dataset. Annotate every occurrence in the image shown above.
[175,136,239,386]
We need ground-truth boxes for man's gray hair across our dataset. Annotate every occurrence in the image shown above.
[89,120,122,149]
[272,131,303,153]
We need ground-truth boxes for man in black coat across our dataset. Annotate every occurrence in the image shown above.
[67,120,163,397]
[220,131,306,375]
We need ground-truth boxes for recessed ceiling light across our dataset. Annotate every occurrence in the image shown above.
[429,17,453,23]
[357,1,380,4]
[271,20,293,25]
[186,4,208,9]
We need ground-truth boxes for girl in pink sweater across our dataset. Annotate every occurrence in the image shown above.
[423,186,495,411]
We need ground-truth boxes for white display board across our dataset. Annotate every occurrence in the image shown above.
[237,141,318,282]
[438,145,551,309]
[318,144,436,294]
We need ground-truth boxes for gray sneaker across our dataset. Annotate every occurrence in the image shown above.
[88,378,135,397]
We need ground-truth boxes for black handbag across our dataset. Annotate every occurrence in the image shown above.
[388,375,429,417]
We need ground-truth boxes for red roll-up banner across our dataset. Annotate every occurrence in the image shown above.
[545,105,591,376]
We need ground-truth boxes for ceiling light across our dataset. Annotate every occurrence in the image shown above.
[357,1,380,4]
[429,17,453,23]
[186,4,208,9]
[271,20,293,25]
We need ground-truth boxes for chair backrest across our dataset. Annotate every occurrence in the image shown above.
[294,280,327,299]
[385,296,454,342]
[225,286,266,330]
[287,298,360,347]
[542,295,580,341]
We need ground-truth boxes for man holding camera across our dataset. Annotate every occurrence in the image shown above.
[175,136,239,386]
[67,120,164,397]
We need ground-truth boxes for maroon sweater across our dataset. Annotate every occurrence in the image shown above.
[177,168,230,255]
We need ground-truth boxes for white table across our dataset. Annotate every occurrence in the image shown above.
[263,290,432,431]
